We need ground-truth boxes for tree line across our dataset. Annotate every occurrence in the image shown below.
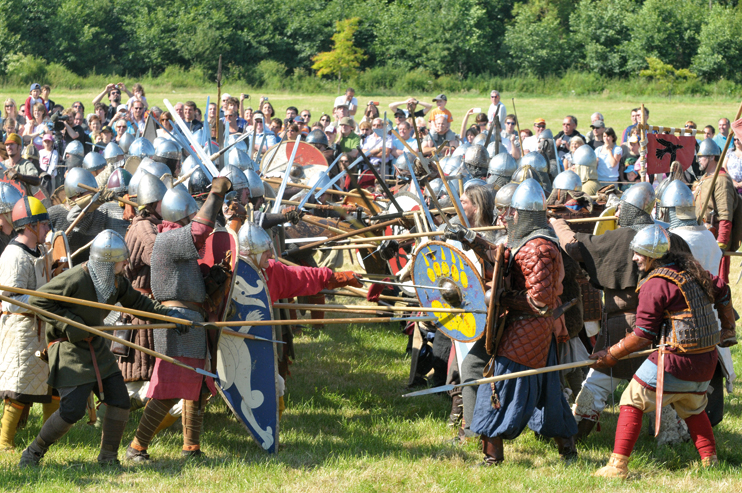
[1,0,741,85]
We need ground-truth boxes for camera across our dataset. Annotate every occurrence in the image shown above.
[50,111,69,132]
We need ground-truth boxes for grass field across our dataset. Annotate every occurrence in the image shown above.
[3,88,740,138]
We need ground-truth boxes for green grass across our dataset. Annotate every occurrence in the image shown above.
[0,281,741,491]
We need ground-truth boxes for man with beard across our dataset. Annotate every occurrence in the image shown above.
[3,134,40,197]
[693,138,739,284]
[421,114,458,157]
[92,83,124,123]
[592,225,735,478]
[550,183,691,441]
[469,179,578,466]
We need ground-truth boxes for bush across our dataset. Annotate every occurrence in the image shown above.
[3,54,48,85]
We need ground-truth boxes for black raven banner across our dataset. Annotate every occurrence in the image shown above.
[646,133,696,175]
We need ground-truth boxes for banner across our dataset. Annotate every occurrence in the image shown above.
[645,134,696,175]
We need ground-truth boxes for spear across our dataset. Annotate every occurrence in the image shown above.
[216,55,222,147]
[0,294,217,379]
[272,302,485,314]
[403,348,657,397]
[78,183,138,208]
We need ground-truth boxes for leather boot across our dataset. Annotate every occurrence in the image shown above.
[593,453,630,479]
[554,436,578,462]
[575,419,596,443]
[98,406,130,465]
[473,436,504,467]
[0,399,25,450]
[701,455,719,468]
[19,411,74,467]
[447,392,463,428]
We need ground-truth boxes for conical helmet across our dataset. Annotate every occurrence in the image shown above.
[630,224,670,259]
[90,229,129,263]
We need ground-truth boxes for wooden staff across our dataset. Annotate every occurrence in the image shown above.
[0,294,216,378]
[697,99,742,223]
[723,251,742,257]
[273,302,483,314]
[301,215,352,235]
[79,183,138,208]
[93,325,283,343]
[263,178,387,202]
[295,217,404,252]
[317,244,377,250]
[636,124,697,136]
[403,348,657,397]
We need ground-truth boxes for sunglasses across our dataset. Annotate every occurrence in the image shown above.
[339,160,349,163]
[110,91,120,95]
[535,124,545,128]
[302,114,310,118]
[4,105,13,108]
[505,121,515,125]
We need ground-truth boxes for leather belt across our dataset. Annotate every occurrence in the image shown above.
[2,311,32,317]
[161,300,206,318]
[48,337,106,400]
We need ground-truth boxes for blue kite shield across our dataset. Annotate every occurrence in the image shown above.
[217,257,279,453]
[410,241,487,342]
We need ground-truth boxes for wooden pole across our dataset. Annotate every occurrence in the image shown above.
[697,99,742,223]
[263,178,386,201]
[273,302,481,314]
[0,294,216,378]
[79,183,138,208]
[296,217,403,252]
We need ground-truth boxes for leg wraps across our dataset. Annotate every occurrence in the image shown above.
[132,398,178,451]
[684,412,716,460]
[42,396,61,423]
[98,406,130,462]
[613,405,643,457]
[182,394,207,451]
[1,399,26,449]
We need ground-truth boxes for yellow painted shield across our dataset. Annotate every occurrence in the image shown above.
[593,205,617,235]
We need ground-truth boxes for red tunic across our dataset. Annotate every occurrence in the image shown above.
[264,260,332,301]
[633,266,725,382]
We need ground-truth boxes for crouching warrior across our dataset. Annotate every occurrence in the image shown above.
[20,230,173,466]
[593,225,735,479]
[127,177,232,461]
[469,179,578,465]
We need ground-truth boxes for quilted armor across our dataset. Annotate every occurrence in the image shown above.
[498,237,564,369]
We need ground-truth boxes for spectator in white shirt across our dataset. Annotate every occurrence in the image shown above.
[334,88,358,116]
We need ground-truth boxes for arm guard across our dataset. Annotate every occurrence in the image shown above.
[590,332,652,369]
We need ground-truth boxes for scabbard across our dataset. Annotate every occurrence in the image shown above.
[654,346,665,437]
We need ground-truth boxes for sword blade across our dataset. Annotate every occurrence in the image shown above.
[271,135,302,214]
[655,347,666,437]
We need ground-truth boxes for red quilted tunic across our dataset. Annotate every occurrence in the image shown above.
[497,237,566,369]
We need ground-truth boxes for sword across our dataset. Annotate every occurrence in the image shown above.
[271,135,302,214]
[311,156,362,203]
[655,338,667,437]
[403,153,436,228]
[216,55,222,147]
[163,99,219,178]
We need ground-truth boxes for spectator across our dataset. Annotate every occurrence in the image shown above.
[259,98,275,119]
[319,114,332,129]
[64,108,90,151]
[300,109,311,124]
[24,83,44,124]
[224,97,247,130]
[713,118,733,151]
[334,88,358,116]
[149,106,163,121]
[183,101,203,132]
[174,102,185,120]
[281,123,300,142]
[127,97,147,134]
[92,83,124,122]
[3,98,26,129]
[23,102,50,149]
[585,112,604,141]
[562,137,586,170]
[336,116,360,158]
[502,114,519,141]
[621,107,648,144]
[324,123,338,145]
[520,128,533,142]
[595,127,621,184]
[243,107,254,124]
[223,110,242,135]
[122,83,148,110]
[391,109,407,131]
[522,118,547,154]
[703,125,715,140]
[361,118,393,172]
[251,112,277,154]
[588,120,605,149]
[87,114,102,136]
[41,85,55,115]
[284,107,298,121]
[195,107,203,122]
[464,127,478,143]
[94,102,109,126]
[620,134,641,186]
[428,94,452,124]
[39,133,59,180]
[2,117,18,143]
[361,102,380,125]
[415,116,428,137]
[114,119,129,142]
[724,132,742,194]
[392,120,418,157]
[554,115,585,158]
[422,113,458,156]
[208,102,218,122]
[69,102,88,133]
[332,104,350,127]
[269,118,282,136]
[388,97,432,120]
[100,126,114,145]
[220,93,231,117]
[156,112,173,138]
[358,121,372,144]
[91,130,103,147]
[487,90,506,128]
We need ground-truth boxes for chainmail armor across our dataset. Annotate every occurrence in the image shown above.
[150,223,206,303]
[489,174,510,188]
[506,210,556,252]
[152,306,207,359]
[62,202,129,262]
[466,164,487,179]
[87,259,117,303]
[668,208,698,230]
[618,202,654,231]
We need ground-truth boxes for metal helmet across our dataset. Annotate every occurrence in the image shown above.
[138,158,172,179]
[552,170,582,192]
[22,144,39,162]
[181,155,200,177]
[64,140,85,168]
[219,165,248,191]
[188,166,211,197]
[463,145,489,170]
[520,151,549,174]
[106,168,132,194]
[238,221,273,260]
[630,224,671,259]
[82,151,107,172]
[11,196,48,229]
[495,182,519,210]
[510,178,546,212]
[103,142,125,165]
[697,138,721,157]
[245,168,265,199]
[452,141,469,158]
[471,133,487,147]
[539,128,554,140]
[154,139,181,161]
[160,187,199,223]
[511,165,537,184]
[463,178,487,190]
[226,148,256,172]
[660,180,695,220]
[394,153,411,173]
[128,137,156,158]
[0,183,23,214]
[305,129,329,147]
[488,152,518,179]
[89,229,129,263]
[621,182,656,214]
[428,178,445,198]
[440,155,463,175]
[118,132,136,154]
[152,137,168,149]
[64,167,98,200]
[137,172,169,206]
[572,145,598,169]
[225,133,248,153]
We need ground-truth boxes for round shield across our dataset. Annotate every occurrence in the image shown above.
[411,241,486,342]
[124,155,142,175]
[261,141,328,188]
[594,205,617,235]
